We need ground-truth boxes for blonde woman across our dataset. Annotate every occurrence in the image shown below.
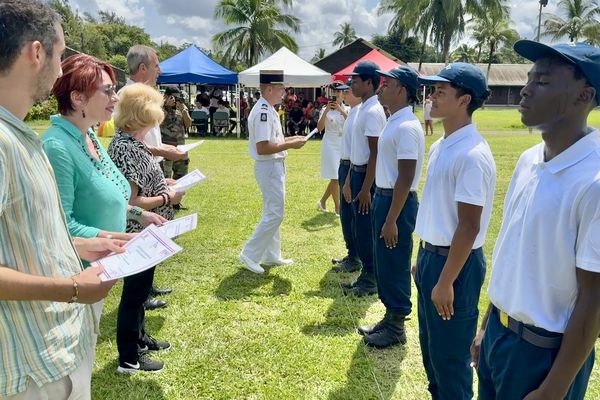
[108,83,185,374]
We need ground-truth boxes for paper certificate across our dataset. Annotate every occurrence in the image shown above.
[172,169,206,192]
[305,128,319,140]
[177,140,204,153]
[96,224,182,281]
[159,213,198,238]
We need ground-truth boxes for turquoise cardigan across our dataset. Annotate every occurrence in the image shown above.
[42,115,131,238]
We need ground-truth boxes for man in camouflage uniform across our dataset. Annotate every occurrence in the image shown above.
[161,87,192,179]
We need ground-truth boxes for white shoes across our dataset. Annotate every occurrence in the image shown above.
[262,258,294,267]
[239,252,265,274]
[316,201,327,212]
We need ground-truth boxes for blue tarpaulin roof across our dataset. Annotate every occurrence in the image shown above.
[157,46,238,85]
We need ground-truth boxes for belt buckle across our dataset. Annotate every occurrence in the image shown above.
[499,311,509,328]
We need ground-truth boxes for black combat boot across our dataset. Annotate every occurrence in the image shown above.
[363,311,407,348]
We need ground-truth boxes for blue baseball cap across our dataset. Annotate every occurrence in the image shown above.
[513,39,600,103]
[376,66,419,98]
[344,61,381,77]
[329,81,350,90]
[418,62,490,99]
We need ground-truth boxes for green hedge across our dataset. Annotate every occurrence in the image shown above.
[25,96,58,121]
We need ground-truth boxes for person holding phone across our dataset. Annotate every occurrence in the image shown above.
[316,81,350,214]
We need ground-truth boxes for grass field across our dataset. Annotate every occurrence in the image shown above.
[28,119,600,399]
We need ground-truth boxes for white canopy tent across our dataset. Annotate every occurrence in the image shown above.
[238,47,332,88]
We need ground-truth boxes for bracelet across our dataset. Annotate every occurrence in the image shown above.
[164,192,171,205]
[160,193,168,206]
[129,206,143,217]
[68,276,79,303]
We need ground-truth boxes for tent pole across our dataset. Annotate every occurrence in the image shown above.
[236,84,241,139]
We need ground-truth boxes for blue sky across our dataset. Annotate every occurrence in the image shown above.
[66,0,560,60]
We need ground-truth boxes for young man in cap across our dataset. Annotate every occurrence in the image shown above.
[341,61,387,296]
[415,62,496,399]
[358,66,425,348]
[239,70,307,274]
[332,79,362,273]
[472,41,600,400]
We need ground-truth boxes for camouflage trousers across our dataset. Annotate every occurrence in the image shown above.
[163,158,189,180]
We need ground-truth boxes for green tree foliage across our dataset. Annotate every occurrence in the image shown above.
[371,34,437,63]
[311,48,327,63]
[542,0,600,42]
[470,14,519,77]
[451,44,478,62]
[333,22,357,49]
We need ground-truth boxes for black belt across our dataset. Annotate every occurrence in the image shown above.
[351,164,367,173]
[374,187,417,197]
[340,159,351,166]
[493,306,562,349]
[420,241,480,257]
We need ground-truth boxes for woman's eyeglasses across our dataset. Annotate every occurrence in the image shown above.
[98,85,117,96]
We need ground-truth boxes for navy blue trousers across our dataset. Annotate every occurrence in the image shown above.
[338,161,357,259]
[415,245,486,400]
[371,190,418,315]
[350,167,374,276]
[477,307,595,400]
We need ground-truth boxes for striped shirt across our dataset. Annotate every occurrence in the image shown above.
[0,106,96,397]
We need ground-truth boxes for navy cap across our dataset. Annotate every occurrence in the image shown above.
[377,66,419,98]
[260,70,285,84]
[419,62,490,99]
[164,86,180,95]
[514,39,600,103]
[344,61,381,77]
[329,80,350,90]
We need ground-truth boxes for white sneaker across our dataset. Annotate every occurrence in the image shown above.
[262,258,294,267]
[316,201,327,212]
[239,253,265,274]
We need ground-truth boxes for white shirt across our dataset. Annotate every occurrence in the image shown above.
[415,124,496,248]
[248,97,286,161]
[488,131,600,333]
[375,106,425,191]
[350,95,386,165]
[319,105,350,137]
[423,101,432,120]
[341,105,360,160]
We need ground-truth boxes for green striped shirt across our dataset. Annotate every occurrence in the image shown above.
[0,106,96,397]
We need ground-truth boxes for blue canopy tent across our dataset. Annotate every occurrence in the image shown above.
[157,45,238,85]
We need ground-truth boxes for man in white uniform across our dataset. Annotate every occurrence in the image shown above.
[239,71,307,274]
[472,41,600,400]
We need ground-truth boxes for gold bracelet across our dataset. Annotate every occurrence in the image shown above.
[68,276,79,303]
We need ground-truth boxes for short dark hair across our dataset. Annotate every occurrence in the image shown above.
[358,74,380,92]
[0,0,61,74]
[450,82,487,116]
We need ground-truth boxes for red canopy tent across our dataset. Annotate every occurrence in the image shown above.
[332,49,401,81]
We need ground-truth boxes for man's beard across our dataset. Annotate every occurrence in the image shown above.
[32,61,55,103]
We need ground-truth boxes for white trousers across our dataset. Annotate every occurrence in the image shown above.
[242,159,285,263]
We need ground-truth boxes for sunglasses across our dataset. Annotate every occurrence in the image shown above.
[98,84,117,96]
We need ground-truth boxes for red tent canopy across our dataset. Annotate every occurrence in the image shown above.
[332,49,401,81]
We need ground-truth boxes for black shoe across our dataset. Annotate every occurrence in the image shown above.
[363,313,407,348]
[350,283,378,297]
[358,312,389,336]
[143,297,167,311]
[150,286,173,297]
[141,335,171,352]
[117,352,164,374]
[333,257,361,273]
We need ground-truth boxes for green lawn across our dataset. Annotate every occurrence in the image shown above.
[28,120,600,399]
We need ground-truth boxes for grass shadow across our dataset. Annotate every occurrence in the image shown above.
[97,305,166,346]
[301,212,339,232]
[92,360,166,400]
[214,268,292,300]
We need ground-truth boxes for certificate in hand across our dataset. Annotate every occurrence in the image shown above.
[96,224,182,281]
[172,169,206,193]
[305,128,319,141]
[159,213,198,238]
[177,140,204,153]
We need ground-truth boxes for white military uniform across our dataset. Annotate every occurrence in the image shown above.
[488,131,600,333]
[242,97,287,263]
[320,105,350,179]
[341,104,360,161]
[349,94,386,166]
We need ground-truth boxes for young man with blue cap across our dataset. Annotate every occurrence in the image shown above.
[472,41,600,400]
[357,66,425,348]
[415,62,496,399]
[341,61,387,296]
[239,70,307,274]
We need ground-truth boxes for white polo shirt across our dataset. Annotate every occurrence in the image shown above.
[375,106,425,191]
[415,123,496,248]
[248,97,286,161]
[350,95,386,166]
[488,131,600,333]
[341,104,360,160]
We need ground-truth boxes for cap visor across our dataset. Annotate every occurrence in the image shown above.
[418,75,451,85]
[376,69,395,78]
[335,84,350,90]
[343,72,360,76]
[513,39,576,65]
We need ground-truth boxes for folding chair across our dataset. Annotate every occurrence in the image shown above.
[212,111,230,136]
[191,110,209,137]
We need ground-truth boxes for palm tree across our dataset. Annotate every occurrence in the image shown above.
[542,0,600,42]
[451,44,477,62]
[470,14,520,78]
[311,48,327,63]
[212,0,300,67]
[332,22,357,48]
